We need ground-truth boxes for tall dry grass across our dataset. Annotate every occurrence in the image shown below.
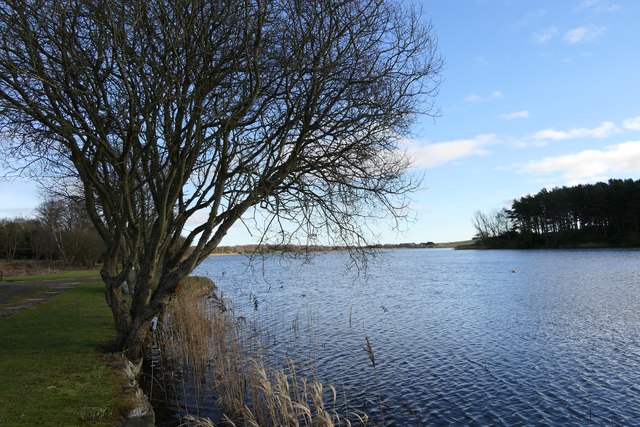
[157,277,369,426]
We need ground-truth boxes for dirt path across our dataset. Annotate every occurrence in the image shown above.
[0,278,100,320]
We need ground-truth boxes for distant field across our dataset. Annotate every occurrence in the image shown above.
[435,240,475,248]
[2,269,101,282]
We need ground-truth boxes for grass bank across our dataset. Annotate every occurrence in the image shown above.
[0,282,130,425]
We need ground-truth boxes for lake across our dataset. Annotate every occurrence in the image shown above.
[193,248,640,425]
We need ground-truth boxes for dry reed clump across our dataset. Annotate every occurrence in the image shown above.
[157,276,369,426]
[157,278,216,410]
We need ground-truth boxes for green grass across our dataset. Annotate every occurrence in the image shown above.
[438,240,476,248]
[3,269,101,282]
[0,282,126,426]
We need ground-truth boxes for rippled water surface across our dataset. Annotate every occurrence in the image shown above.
[194,248,640,425]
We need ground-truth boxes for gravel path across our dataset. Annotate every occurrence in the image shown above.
[0,278,100,319]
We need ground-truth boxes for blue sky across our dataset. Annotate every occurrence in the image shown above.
[1,0,640,244]
[402,0,640,242]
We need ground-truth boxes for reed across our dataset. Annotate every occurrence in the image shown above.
[364,335,375,368]
[159,279,215,411]
[156,277,369,426]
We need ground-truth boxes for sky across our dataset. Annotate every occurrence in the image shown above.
[1,0,640,244]
[403,0,640,242]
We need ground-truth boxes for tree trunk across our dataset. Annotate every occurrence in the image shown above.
[106,275,167,361]
[122,316,154,362]
[105,284,132,352]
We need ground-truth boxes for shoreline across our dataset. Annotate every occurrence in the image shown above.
[455,241,640,250]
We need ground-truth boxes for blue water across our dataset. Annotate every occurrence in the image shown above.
[194,248,640,425]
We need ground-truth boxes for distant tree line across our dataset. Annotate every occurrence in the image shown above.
[473,179,640,248]
[0,197,101,265]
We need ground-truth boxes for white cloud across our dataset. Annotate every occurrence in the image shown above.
[473,56,489,66]
[405,134,496,169]
[511,9,547,30]
[499,110,530,120]
[564,25,605,44]
[533,26,558,44]
[576,0,620,13]
[623,116,640,131]
[578,0,600,9]
[520,141,640,182]
[465,90,503,103]
[532,121,620,141]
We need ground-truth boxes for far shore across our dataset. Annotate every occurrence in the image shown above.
[455,241,640,250]
[210,241,474,255]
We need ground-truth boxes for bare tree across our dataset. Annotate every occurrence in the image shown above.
[36,195,102,265]
[0,0,442,360]
[0,218,24,261]
[472,208,512,242]
[36,199,70,263]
